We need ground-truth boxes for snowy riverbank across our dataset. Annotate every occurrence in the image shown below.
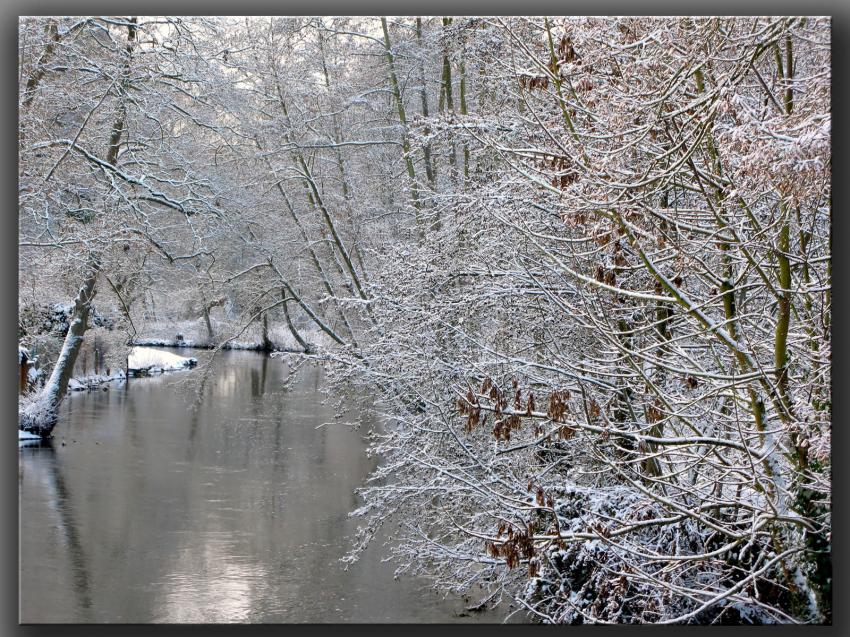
[19,347,199,441]
[40,347,199,395]
[63,347,198,392]
[130,320,330,354]
[131,337,278,351]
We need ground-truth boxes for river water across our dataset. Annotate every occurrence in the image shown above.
[19,349,509,623]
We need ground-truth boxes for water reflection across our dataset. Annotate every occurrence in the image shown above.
[20,350,508,623]
[157,530,270,623]
[19,441,94,620]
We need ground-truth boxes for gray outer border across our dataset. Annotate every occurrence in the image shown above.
[3,1,846,636]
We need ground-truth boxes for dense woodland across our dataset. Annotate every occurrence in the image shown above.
[18,17,831,624]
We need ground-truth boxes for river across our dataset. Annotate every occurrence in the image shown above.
[19,349,511,623]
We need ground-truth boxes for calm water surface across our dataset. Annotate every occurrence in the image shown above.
[19,350,508,623]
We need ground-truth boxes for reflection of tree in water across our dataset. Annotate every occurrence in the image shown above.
[21,442,95,620]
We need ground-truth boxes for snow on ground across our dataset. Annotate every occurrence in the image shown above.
[18,429,41,441]
[127,347,197,375]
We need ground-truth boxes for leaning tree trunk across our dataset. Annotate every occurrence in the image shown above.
[19,20,133,439]
[281,289,312,354]
[20,266,98,438]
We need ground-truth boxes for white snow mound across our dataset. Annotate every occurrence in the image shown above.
[128,347,197,374]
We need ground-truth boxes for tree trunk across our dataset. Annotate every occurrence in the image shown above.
[316,31,373,287]
[20,266,98,437]
[281,291,312,354]
[415,18,437,189]
[203,304,214,342]
[381,17,424,233]
[19,350,29,394]
[440,17,458,178]
[253,136,357,343]
[260,312,274,352]
[273,88,369,303]
[458,57,470,182]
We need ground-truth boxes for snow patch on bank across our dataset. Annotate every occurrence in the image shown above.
[127,347,197,375]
